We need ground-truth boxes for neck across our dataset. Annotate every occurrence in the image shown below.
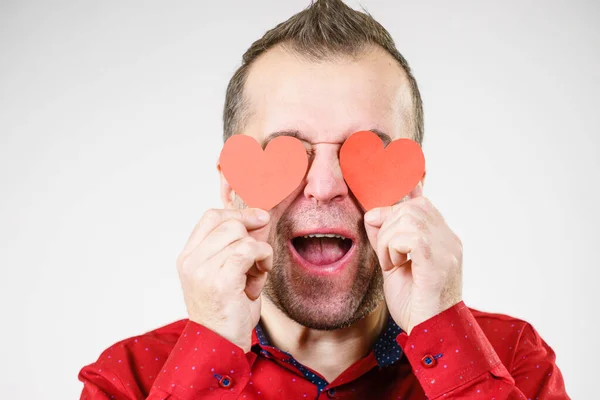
[259,297,388,383]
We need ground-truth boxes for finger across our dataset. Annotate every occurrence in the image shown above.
[391,232,434,267]
[245,267,269,301]
[375,224,395,271]
[378,243,394,271]
[180,208,270,258]
[254,244,273,274]
[364,205,397,250]
[364,217,380,255]
[241,243,273,300]
[364,207,409,263]
[222,240,273,275]
[370,200,429,247]
[382,208,429,240]
[364,204,407,229]
[382,258,413,290]
[222,240,273,299]
[364,195,433,228]
[364,197,430,258]
[180,235,250,277]
[388,234,419,271]
[376,211,426,271]
[364,206,393,229]
[406,196,441,226]
[194,236,253,270]
[374,215,409,268]
[247,223,270,244]
[191,219,250,262]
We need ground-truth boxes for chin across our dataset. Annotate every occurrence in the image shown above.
[263,246,385,331]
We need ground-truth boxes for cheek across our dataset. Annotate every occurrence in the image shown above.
[270,195,292,221]
[264,205,287,244]
[270,180,306,216]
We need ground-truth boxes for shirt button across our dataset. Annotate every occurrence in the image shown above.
[218,375,233,388]
[327,388,336,398]
[421,354,437,368]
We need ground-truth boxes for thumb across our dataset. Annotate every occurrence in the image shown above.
[248,217,271,243]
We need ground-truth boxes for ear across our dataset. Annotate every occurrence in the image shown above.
[217,160,236,209]
[408,169,427,199]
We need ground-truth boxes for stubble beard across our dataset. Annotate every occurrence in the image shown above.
[262,209,385,331]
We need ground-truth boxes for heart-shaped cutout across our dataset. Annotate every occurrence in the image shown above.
[219,135,308,210]
[340,130,425,210]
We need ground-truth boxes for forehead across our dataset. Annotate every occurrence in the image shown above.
[242,45,413,144]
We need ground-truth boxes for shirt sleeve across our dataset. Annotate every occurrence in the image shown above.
[395,301,570,399]
[79,321,258,400]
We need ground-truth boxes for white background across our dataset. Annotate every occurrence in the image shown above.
[1,0,598,398]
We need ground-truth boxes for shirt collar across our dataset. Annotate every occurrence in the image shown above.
[252,312,404,368]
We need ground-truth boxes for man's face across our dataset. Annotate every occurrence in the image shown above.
[227,45,414,330]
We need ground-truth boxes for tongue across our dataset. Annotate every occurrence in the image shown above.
[293,237,350,266]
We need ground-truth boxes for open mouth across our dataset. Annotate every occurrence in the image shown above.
[291,233,353,266]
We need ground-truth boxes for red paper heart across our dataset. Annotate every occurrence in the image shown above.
[219,135,308,210]
[340,131,425,210]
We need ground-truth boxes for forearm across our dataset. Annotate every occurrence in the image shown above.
[79,321,257,400]
[396,302,569,399]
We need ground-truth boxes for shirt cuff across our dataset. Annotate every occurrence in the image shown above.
[152,320,257,400]
[396,301,502,399]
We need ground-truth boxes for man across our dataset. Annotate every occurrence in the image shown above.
[79,0,569,398]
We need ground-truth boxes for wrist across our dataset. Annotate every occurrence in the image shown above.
[407,297,462,334]
[189,317,252,353]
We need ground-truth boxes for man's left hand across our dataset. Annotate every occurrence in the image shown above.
[364,195,463,335]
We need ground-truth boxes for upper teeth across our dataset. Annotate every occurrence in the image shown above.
[302,234,347,240]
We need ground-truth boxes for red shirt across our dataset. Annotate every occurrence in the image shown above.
[79,301,569,399]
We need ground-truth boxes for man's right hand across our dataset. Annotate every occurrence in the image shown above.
[176,208,273,353]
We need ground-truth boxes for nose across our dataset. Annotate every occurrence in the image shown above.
[303,144,349,205]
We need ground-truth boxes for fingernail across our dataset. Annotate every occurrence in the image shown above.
[364,208,379,223]
[255,209,270,222]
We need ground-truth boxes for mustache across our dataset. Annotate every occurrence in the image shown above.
[275,204,366,240]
